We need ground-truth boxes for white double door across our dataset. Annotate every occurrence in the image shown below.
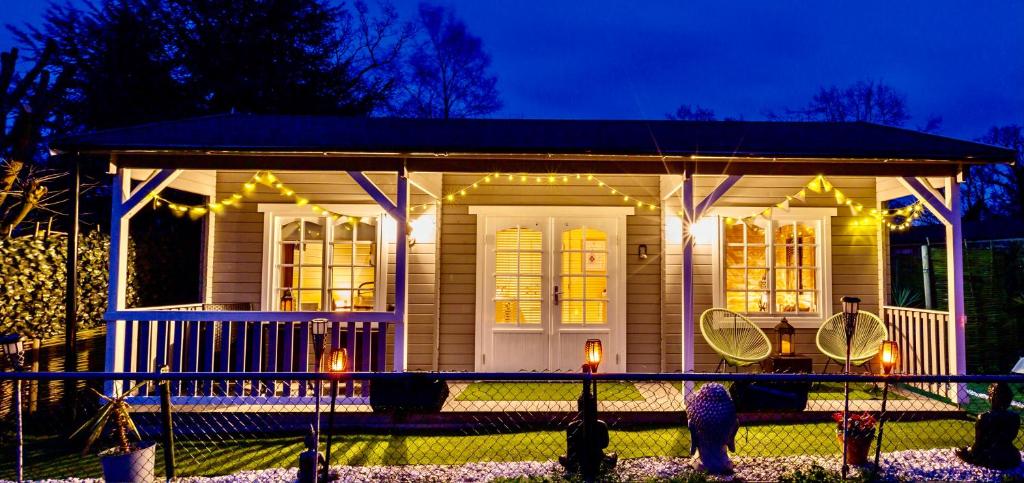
[478,214,624,372]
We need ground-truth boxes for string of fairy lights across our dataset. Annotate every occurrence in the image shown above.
[150,171,923,231]
[153,170,662,218]
[713,175,926,231]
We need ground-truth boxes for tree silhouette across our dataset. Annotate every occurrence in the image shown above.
[397,3,501,119]
[666,104,716,121]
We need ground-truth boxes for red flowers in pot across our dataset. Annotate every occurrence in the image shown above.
[833,412,877,465]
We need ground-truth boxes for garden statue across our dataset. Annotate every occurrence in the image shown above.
[955,382,1021,470]
[686,383,739,475]
[297,426,325,483]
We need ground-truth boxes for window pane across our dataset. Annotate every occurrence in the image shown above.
[561,228,584,251]
[352,288,374,310]
[300,242,324,266]
[355,219,377,242]
[332,242,354,265]
[517,300,541,324]
[296,290,322,310]
[304,220,324,241]
[299,267,322,290]
[561,251,583,274]
[724,222,745,244]
[800,269,816,289]
[562,276,585,300]
[799,245,816,267]
[797,222,817,244]
[495,228,519,250]
[281,219,302,241]
[725,246,746,267]
[519,228,542,250]
[495,276,518,299]
[798,292,817,313]
[520,251,541,275]
[725,269,746,291]
[330,289,354,311]
[585,301,607,324]
[747,246,767,267]
[584,252,607,274]
[279,267,297,288]
[585,277,607,300]
[746,221,767,241]
[747,268,768,291]
[776,268,798,290]
[777,292,799,312]
[496,251,519,274]
[495,301,518,324]
[280,243,300,265]
[333,222,353,242]
[748,292,769,313]
[562,301,584,324]
[519,276,542,299]
[774,222,795,245]
[726,291,746,312]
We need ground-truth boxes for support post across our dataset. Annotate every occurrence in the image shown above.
[944,177,968,404]
[393,169,409,371]
[63,157,80,418]
[921,244,933,309]
[680,171,695,395]
[104,168,130,395]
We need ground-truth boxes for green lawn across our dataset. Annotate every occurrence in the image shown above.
[0,419,980,480]
[456,382,644,401]
[680,381,905,401]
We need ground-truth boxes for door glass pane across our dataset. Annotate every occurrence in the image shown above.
[562,301,584,324]
[281,219,302,241]
[560,226,609,326]
[492,226,542,326]
[297,289,322,310]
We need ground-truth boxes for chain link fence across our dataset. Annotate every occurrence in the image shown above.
[1,371,1022,481]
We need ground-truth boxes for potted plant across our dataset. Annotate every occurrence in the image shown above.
[833,411,876,465]
[71,382,156,482]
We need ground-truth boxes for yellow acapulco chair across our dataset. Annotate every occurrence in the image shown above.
[815,311,887,373]
[699,308,773,372]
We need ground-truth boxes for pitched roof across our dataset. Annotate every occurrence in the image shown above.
[53,113,1016,163]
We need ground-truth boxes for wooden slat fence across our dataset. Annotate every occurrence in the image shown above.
[882,305,951,395]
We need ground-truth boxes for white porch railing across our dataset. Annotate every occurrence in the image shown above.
[111,315,389,401]
[882,305,952,395]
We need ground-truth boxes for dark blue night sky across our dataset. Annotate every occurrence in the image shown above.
[2,1,1021,139]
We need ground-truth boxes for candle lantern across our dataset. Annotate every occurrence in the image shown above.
[774,317,796,356]
[280,288,295,311]
[879,340,899,375]
[584,339,603,373]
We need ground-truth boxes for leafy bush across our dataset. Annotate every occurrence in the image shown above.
[0,230,137,339]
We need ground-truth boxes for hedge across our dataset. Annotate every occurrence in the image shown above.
[0,230,138,339]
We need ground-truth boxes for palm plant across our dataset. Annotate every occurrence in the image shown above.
[70,382,147,455]
[890,286,923,308]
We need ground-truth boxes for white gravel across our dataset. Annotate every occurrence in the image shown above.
[11,449,1024,482]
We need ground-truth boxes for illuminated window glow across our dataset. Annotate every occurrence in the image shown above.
[560,227,609,325]
[724,219,819,315]
[494,226,543,324]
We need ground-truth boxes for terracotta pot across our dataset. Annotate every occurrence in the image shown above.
[836,433,873,465]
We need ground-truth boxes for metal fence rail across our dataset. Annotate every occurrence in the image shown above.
[1,371,1022,482]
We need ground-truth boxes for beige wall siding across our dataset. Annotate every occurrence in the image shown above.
[437,173,663,372]
[662,175,880,372]
[211,170,438,370]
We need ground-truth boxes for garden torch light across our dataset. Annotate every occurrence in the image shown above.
[874,340,899,468]
[0,334,25,483]
[584,339,603,374]
[310,318,330,482]
[323,347,348,481]
[839,296,860,479]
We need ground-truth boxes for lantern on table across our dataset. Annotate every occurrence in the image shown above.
[774,317,796,357]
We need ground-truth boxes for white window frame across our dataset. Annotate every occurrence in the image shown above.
[258,204,389,312]
[709,207,836,328]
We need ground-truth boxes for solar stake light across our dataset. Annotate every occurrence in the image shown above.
[584,339,603,373]
[880,340,899,375]
[838,296,860,479]
[0,333,25,370]
[309,318,331,483]
[323,347,349,482]
[874,339,900,468]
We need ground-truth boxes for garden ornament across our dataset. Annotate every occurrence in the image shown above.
[298,425,326,483]
[955,382,1021,470]
[559,366,617,480]
[686,383,739,475]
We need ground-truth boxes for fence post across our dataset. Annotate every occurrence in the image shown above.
[159,366,175,479]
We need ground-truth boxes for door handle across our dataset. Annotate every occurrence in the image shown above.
[553,285,561,306]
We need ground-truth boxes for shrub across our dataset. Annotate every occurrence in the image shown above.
[0,230,137,339]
